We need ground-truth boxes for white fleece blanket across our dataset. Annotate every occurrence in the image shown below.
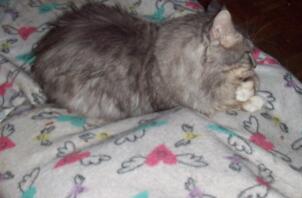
[0,0,302,198]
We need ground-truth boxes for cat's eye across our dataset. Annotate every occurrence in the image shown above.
[240,77,252,82]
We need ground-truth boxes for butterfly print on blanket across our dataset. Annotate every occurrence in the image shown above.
[252,48,280,65]
[0,123,15,153]
[0,3,19,21]
[2,23,49,40]
[257,90,276,111]
[260,112,289,134]
[156,0,203,12]
[0,170,14,182]
[34,125,55,146]
[243,115,291,163]
[66,174,88,198]
[114,118,168,145]
[0,38,18,53]
[185,177,216,198]
[0,70,22,109]
[207,124,253,155]
[28,0,70,14]
[54,141,111,169]
[175,124,200,147]
[284,72,302,95]
[18,167,40,198]
[238,164,274,198]
[225,154,247,172]
[117,144,208,174]
[32,111,88,128]
[291,137,302,151]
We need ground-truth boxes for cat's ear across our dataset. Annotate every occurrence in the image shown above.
[210,9,242,48]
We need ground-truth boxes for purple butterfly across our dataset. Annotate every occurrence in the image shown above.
[185,177,216,198]
[67,175,87,198]
[0,171,14,181]
[284,73,302,94]
[4,8,19,21]
[0,3,19,21]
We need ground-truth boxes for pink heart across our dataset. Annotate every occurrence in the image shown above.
[250,133,274,151]
[256,176,270,187]
[145,144,177,166]
[18,26,37,40]
[252,48,279,65]
[185,2,203,9]
[54,151,90,169]
[0,82,13,96]
[0,137,15,153]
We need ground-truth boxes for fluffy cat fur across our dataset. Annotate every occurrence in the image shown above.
[32,2,261,123]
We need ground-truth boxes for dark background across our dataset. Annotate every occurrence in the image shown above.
[198,0,302,80]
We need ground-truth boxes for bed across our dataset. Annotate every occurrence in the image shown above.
[1,0,302,197]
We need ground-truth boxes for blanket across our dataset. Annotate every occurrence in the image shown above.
[0,0,302,198]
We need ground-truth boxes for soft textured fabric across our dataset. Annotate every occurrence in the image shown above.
[1,1,302,198]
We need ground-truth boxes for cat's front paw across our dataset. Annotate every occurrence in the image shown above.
[28,89,47,106]
[21,84,47,106]
[235,80,255,102]
[15,73,47,106]
[233,72,264,112]
[242,95,264,112]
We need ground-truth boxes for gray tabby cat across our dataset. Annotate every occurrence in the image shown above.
[32,2,263,123]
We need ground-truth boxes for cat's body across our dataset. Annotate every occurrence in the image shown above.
[32,2,262,123]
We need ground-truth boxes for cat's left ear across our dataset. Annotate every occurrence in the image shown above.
[210,9,242,48]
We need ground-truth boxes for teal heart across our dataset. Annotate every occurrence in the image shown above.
[207,124,237,137]
[39,3,59,14]
[145,5,166,23]
[137,119,168,131]
[57,115,86,127]
[16,52,36,65]
[0,0,9,6]
[133,191,149,198]
[22,186,37,198]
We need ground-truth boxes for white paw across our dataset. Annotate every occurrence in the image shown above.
[236,81,255,102]
[242,96,264,112]
[15,73,47,106]
[22,85,47,106]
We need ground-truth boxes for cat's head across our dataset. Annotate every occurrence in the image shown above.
[155,8,259,114]
[206,9,256,73]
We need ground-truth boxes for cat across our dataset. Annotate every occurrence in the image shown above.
[32,2,263,124]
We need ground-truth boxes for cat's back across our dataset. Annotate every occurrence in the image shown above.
[32,3,159,119]
[32,2,158,90]
[52,3,150,41]
[33,3,157,60]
